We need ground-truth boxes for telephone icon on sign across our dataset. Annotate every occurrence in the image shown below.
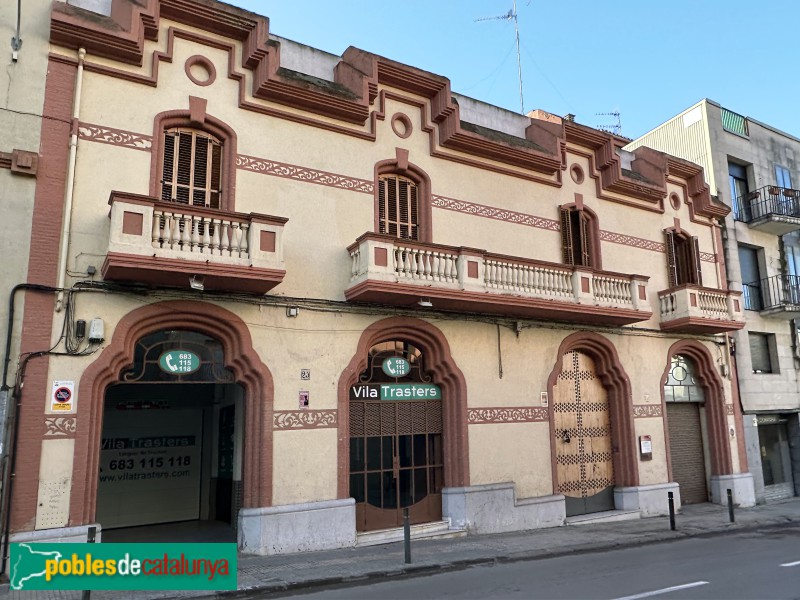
[386,362,397,376]
[165,354,179,372]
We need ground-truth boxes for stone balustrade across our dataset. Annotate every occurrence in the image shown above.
[658,284,745,333]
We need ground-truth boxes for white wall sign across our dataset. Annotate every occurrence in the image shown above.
[50,380,76,413]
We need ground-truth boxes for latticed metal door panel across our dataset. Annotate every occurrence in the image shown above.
[553,351,615,516]
[350,400,443,531]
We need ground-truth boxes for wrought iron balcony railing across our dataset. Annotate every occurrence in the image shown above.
[734,185,800,226]
[742,274,800,313]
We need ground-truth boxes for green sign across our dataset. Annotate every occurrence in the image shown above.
[9,543,236,590]
[350,383,441,400]
[381,357,411,378]
[158,350,200,375]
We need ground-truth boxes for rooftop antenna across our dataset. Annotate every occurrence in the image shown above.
[596,111,622,136]
[476,0,525,114]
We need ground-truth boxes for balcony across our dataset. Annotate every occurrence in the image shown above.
[743,275,800,319]
[102,191,287,294]
[345,233,652,326]
[734,186,800,234]
[658,284,745,334]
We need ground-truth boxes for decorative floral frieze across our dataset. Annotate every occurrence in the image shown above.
[273,410,337,430]
[632,405,662,418]
[44,417,77,437]
[78,123,152,150]
[237,155,374,194]
[467,407,549,424]
[433,195,560,231]
[599,230,665,253]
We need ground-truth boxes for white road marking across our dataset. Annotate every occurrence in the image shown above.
[780,560,800,567]
[613,581,709,600]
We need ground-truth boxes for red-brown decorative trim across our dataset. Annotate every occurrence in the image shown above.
[598,230,664,252]
[659,316,745,335]
[71,300,275,527]
[391,112,412,139]
[632,405,662,418]
[547,332,639,489]
[432,194,559,230]
[468,407,548,424]
[273,410,337,430]
[78,122,152,150]
[102,252,285,295]
[0,152,11,169]
[570,163,584,184]
[10,58,75,533]
[346,279,651,326]
[669,193,681,211]
[184,54,216,86]
[729,352,749,473]
[336,317,469,498]
[44,417,78,438]
[666,156,730,220]
[660,341,734,482]
[237,155,374,193]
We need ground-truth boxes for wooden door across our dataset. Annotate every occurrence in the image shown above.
[553,351,615,516]
[349,399,443,531]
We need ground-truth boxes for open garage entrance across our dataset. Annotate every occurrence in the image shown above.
[97,330,243,542]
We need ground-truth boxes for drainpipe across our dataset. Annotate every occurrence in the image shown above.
[55,47,86,312]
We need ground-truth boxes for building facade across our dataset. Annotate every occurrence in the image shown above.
[627,99,800,503]
[2,1,754,557]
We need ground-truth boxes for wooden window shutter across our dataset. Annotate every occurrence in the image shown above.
[579,212,592,268]
[691,236,703,286]
[378,175,419,240]
[665,231,678,287]
[160,128,223,209]
[560,207,574,265]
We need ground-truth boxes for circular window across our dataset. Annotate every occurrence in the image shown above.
[670,193,681,210]
[184,55,216,87]
[570,164,585,184]
[391,113,413,139]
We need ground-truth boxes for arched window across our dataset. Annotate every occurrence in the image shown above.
[663,355,705,402]
[665,230,702,286]
[150,107,237,211]
[374,154,432,242]
[160,128,223,209]
[560,206,601,268]
[378,175,419,240]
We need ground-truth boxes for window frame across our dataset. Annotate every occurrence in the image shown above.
[665,229,702,288]
[776,164,793,189]
[160,127,224,209]
[749,332,778,374]
[150,109,237,212]
[559,204,602,270]
[374,157,432,243]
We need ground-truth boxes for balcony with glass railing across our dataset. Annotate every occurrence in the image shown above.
[742,275,800,319]
[345,233,652,326]
[734,185,800,234]
[102,191,288,294]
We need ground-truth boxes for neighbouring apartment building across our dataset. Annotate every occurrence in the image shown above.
[627,99,800,503]
[0,0,755,560]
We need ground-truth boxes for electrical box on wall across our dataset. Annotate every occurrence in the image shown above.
[88,318,104,343]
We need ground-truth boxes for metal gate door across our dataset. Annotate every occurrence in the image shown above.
[666,402,708,504]
[349,399,443,531]
[553,351,615,516]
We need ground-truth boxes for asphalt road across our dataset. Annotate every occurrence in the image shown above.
[272,525,800,600]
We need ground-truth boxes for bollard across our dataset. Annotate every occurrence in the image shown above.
[668,491,676,531]
[81,526,97,600]
[727,488,735,523]
[403,507,411,564]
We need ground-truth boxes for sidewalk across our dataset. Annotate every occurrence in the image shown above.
[6,498,800,599]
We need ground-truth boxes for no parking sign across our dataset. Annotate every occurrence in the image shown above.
[50,380,76,413]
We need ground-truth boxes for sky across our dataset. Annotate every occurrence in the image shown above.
[232,0,799,141]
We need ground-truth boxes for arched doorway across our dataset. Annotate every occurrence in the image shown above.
[349,340,443,531]
[71,301,273,536]
[552,351,615,516]
[661,341,733,505]
[97,330,242,540]
[547,332,638,517]
[337,317,469,532]
[663,355,710,504]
